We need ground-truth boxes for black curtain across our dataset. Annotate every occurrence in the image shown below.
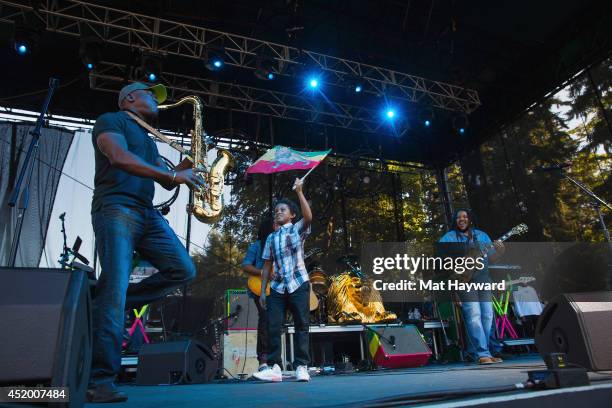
[0,122,74,267]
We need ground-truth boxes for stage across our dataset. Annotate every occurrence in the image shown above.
[87,356,612,407]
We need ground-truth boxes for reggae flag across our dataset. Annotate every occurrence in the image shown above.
[246,146,331,174]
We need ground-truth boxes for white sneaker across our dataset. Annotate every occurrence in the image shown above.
[252,364,282,382]
[295,365,310,382]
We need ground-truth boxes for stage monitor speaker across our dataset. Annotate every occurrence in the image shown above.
[536,291,612,371]
[136,340,217,385]
[367,325,432,369]
[0,267,92,408]
[226,289,258,330]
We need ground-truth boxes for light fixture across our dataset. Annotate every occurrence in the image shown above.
[453,115,469,135]
[140,53,162,83]
[254,57,276,81]
[204,49,225,72]
[79,37,102,71]
[12,25,39,56]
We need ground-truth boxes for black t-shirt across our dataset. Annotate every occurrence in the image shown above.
[91,111,160,212]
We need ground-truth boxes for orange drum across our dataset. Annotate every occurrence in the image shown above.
[309,269,328,295]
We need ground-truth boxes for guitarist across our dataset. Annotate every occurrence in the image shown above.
[439,209,505,365]
[241,216,277,373]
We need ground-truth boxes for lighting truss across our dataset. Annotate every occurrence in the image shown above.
[90,61,404,134]
[0,0,481,113]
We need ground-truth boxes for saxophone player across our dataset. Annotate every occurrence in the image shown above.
[88,82,204,402]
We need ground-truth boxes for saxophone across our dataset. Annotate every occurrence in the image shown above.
[158,96,234,224]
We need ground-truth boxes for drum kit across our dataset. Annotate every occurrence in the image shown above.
[306,252,397,324]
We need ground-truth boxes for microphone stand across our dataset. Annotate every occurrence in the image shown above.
[7,78,60,267]
[558,169,612,252]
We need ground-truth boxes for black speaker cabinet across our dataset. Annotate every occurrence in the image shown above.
[0,267,92,408]
[136,340,217,385]
[536,291,612,371]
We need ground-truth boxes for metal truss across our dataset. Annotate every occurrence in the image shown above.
[0,0,481,113]
[90,61,406,134]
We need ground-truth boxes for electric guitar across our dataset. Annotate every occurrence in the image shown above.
[247,247,322,297]
[457,223,528,283]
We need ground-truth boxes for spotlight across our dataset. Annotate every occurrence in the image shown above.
[345,77,364,95]
[386,109,395,119]
[12,25,39,56]
[204,49,225,72]
[309,78,319,88]
[140,53,162,83]
[254,57,276,81]
[418,108,434,128]
[453,115,469,135]
[80,37,102,71]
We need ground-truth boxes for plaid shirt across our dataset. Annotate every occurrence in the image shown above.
[262,219,311,294]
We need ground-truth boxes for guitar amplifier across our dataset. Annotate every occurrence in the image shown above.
[226,289,259,330]
[223,330,260,378]
[366,325,432,369]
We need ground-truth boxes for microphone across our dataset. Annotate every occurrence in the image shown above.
[59,212,66,221]
[534,162,571,172]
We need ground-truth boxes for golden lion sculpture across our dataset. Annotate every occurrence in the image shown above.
[327,273,397,324]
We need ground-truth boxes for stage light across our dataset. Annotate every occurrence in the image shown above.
[418,108,434,128]
[80,37,102,72]
[309,78,319,88]
[386,109,395,119]
[140,53,162,83]
[254,57,276,81]
[12,25,39,56]
[204,49,225,72]
[453,115,469,135]
[345,77,364,95]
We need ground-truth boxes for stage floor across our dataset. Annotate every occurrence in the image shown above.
[88,356,612,407]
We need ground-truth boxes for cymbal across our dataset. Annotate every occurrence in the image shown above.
[336,254,359,264]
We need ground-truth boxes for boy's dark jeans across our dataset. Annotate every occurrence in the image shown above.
[90,204,196,386]
[266,282,311,368]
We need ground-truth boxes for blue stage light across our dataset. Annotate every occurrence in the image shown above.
[17,44,27,55]
[355,85,362,93]
[424,120,431,127]
[148,73,157,82]
[386,109,396,119]
[213,59,223,68]
[268,72,275,80]
[459,127,465,134]
[86,63,94,70]
[309,78,319,88]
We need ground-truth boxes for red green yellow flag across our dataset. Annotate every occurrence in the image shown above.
[246,146,331,174]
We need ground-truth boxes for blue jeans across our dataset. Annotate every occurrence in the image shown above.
[460,290,494,359]
[267,282,310,368]
[90,204,195,386]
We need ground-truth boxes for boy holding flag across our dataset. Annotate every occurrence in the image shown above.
[246,145,329,382]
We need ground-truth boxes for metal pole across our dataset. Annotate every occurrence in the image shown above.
[435,166,454,230]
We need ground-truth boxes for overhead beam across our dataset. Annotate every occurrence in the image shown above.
[0,0,481,113]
